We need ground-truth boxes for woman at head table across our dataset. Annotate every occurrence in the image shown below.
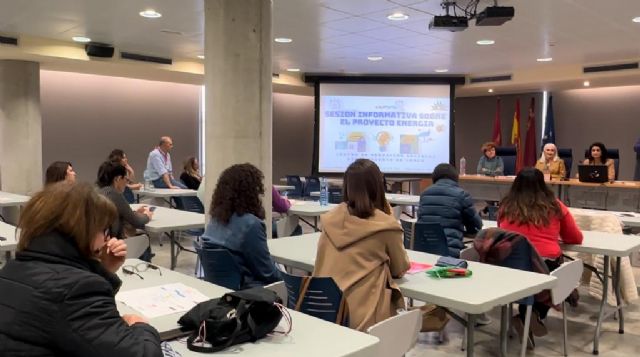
[583,142,615,181]
[535,143,566,180]
[476,141,504,176]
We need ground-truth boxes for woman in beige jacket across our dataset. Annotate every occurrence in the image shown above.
[534,143,566,180]
[313,159,411,331]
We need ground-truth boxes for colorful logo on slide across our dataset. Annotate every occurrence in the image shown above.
[347,132,367,152]
[376,131,392,152]
[400,135,418,154]
[431,101,448,112]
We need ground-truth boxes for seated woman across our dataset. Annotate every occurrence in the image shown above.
[96,161,153,240]
[583,142,615,181]
[180,156,202,190]
[535,143,566,180]
[498,167,583,340]
[109,149,143,191]
[418,163,483,258]
[0,182,162,356]
[45,161,76,185]
[477,141,504,176]
[200,163,281,288]
[313,159,410,332]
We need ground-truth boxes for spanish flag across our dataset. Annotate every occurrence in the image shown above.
[511,99,524,174]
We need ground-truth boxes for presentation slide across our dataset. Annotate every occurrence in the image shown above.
[318,83,451,174]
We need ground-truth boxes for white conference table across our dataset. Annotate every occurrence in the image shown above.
[116,259,379,357]
[287,200,337,231]
[0,221,18,260]
[131,204,205,270]
[0,191,30,208]
[267,233,556,357]
[309,192,420,207]
[274,185,294,192]
[133,188,198,208]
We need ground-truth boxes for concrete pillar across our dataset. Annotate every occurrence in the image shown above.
[203,1,273,230]
[0,60,42,223]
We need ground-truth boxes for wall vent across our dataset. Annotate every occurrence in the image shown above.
[0,35,18,46]
[583,62,639,73]
[469,74,512,84]
[120,52,172,65]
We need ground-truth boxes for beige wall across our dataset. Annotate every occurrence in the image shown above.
[40,70,200,184]
[554,86,640,180]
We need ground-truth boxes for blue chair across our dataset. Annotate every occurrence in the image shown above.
[281,271,348,325]
[303,176,320,200]
[328,187,342,204]
[286,175,304,198]
[584,148,619,180]
[196,247,243,290]
[496,146,517,175]
[557,148,573,178]
[403,220,450,257]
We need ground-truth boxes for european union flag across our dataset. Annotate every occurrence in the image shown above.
[542,95,555,146]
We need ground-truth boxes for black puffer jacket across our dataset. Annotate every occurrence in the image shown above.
[0,231,162,357]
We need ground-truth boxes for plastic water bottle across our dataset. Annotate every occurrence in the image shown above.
[319,177,328,206]
[459,157,466,176]
[143,170,155,192]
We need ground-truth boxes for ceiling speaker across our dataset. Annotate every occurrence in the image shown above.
[85,44,114,58]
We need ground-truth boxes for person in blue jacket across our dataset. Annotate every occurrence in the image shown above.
[200,163,281,289]
[417,163,483,257]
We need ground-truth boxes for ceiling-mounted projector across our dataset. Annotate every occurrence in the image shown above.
[475,6,515,26]
[429,15,469,32]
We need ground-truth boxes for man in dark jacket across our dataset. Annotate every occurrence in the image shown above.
[0,231,162,357]
[417,163,483,257]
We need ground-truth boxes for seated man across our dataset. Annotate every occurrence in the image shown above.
[145,136,187,189]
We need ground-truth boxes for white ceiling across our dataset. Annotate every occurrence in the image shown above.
[1,0,640,77]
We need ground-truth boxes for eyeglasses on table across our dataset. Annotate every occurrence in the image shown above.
[122,262,162,279]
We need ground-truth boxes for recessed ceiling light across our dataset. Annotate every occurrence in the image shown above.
[633,16,640,23]
[139,10,162,18]
[488,89,494,93]
[387,12,409,21]
[72,36,91,43]
[434,68,449,73]
[274,37,293,43]
[583,81,590,87]
[537,57,553,62]
[287,68,300,72]
[476,39,495,45]
[367,56,383,61]
[197,55,205,59]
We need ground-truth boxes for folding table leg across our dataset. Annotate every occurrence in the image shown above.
[466,314,476,357]
[169,231,177,270]
[593,255,610,355]
[500,305,508,357]
[521,306,532,357]
[615,257,624,334]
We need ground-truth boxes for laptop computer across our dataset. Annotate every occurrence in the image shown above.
[578,164,608,183]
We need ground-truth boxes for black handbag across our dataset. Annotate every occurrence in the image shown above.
[178,287,288,353]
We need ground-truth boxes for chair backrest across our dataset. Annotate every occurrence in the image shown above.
[367,310,421,357]
[584,148,619,180]
[550,259,583,305]
[125,235,150,259]
[496,146,517,175]
[285,175,304,197]
[494,237,535,305]
[303,176,320,198]
[328,187,343,204]
[459,246,479,262]
[281,271,348,325]
[197,248,243,290]
[412,222,450,257]
[557,148,573,178]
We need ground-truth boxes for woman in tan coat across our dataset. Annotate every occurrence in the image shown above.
[535,143,566,180]
[313,159,410,331]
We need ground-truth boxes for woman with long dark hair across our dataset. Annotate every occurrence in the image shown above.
[45,161,76,185]
[313,159,410,331]
[180,156,202,190]
[498,168,582,338]
[582,142,615,181]
[200,163,280,288]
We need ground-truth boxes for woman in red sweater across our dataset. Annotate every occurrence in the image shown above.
[498,167,583,337]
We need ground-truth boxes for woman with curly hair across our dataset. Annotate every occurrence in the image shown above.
[199,163,281,289]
